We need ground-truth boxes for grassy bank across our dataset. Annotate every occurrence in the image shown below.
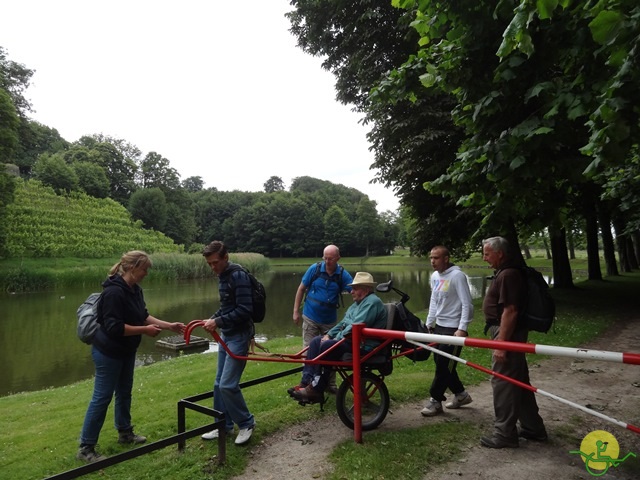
[1,247,595,293]
[1,273,638,479]
[0,253,270,292]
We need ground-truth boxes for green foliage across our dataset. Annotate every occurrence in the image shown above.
[139,151,180,190]
[0,169,16,255]
[72,160,110,198]
[182,175,204,192]
[0,46,34,117]
[14,120,69,175]
[323,205,353,252]
[164,188,198,247]
[0,89,19,162]
[4,179,181,258]
[263,175,285,193]
[128,187,168,231]
[75,136,138,204]
[33,153,79,193]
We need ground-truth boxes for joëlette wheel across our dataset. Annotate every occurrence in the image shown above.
[336,371,389,431]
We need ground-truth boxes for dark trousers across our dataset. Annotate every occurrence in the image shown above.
[429,325,465,401]
[489,325,546,441]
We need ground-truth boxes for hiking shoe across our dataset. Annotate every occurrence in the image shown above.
[235,425,255,445]
[445,392,473,409]
[420,398,443,417]
[480,435,519,449]
[292,385,323,403]
[287,383,307,395]
[118,429,147,444]
[76,445,106,463]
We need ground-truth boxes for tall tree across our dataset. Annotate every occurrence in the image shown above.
[163,188,197,247]
[13,121,68,176]
[264,176,285,193]
[383,0,640,281]
[0,47,33,118]
[128,188,168,231]
[72,161,110,198]
[323,205,354,254]
[182,176,204,192]
[354,198,383,256]
[138,151,180,190]
[33,153,79,193]
[0,89,19,163]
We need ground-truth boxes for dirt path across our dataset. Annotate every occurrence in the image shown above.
[232,320,640,480]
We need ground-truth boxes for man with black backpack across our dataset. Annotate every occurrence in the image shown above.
[292,244,353,393]
[197,241,256,446]
[481,236,547,449]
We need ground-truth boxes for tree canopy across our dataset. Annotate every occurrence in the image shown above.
[286,0,640,282]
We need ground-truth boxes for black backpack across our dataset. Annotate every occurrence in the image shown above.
[517,266,556,333]
[393,302,431,361]
[227,265,267,323]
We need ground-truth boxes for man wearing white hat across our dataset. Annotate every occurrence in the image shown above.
[289,272,388,403]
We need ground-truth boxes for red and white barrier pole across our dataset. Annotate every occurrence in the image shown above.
[410,340,640,435]
[362,328,640,365]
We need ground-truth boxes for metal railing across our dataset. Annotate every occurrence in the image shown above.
[44,366,302,479]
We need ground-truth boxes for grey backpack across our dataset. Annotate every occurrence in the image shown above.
[77,292,102,344]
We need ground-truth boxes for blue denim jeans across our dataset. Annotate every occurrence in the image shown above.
[79,346,136,445]
[301,335,351,392]
[214,329,255,432]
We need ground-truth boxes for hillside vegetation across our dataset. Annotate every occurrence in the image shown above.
[4,180,181,258]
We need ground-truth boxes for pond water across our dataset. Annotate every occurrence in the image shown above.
[0,265,494,397]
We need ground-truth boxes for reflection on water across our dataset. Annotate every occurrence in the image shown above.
[0,265,496,396]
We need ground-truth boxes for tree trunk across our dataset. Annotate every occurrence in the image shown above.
[584,203,602,280]
[549,225,574,288]
[568,233,576,260]
[504,221,525,265]
[633,231,640,269]
[597,202,619,276]
[612,217,632,272]
[522,244,531,259]
[543,237,551,259]
[625,235,638,270]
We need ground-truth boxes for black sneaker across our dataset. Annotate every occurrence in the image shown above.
[118,429,147,444]
[76,445,106,463]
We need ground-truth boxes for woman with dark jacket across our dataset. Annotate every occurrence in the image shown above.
[77,251,185,463]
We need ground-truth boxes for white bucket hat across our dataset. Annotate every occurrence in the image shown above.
[347,272,377,288]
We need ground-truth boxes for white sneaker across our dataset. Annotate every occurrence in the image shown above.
[235,425,255,445]
[445,392,473,409]
[202,429,222,440]
[420,398,443,417]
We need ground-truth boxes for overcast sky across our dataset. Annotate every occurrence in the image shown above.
[1,1,400,212]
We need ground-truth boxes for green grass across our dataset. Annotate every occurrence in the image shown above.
[2,272,638,479]
[0,253,270,292]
